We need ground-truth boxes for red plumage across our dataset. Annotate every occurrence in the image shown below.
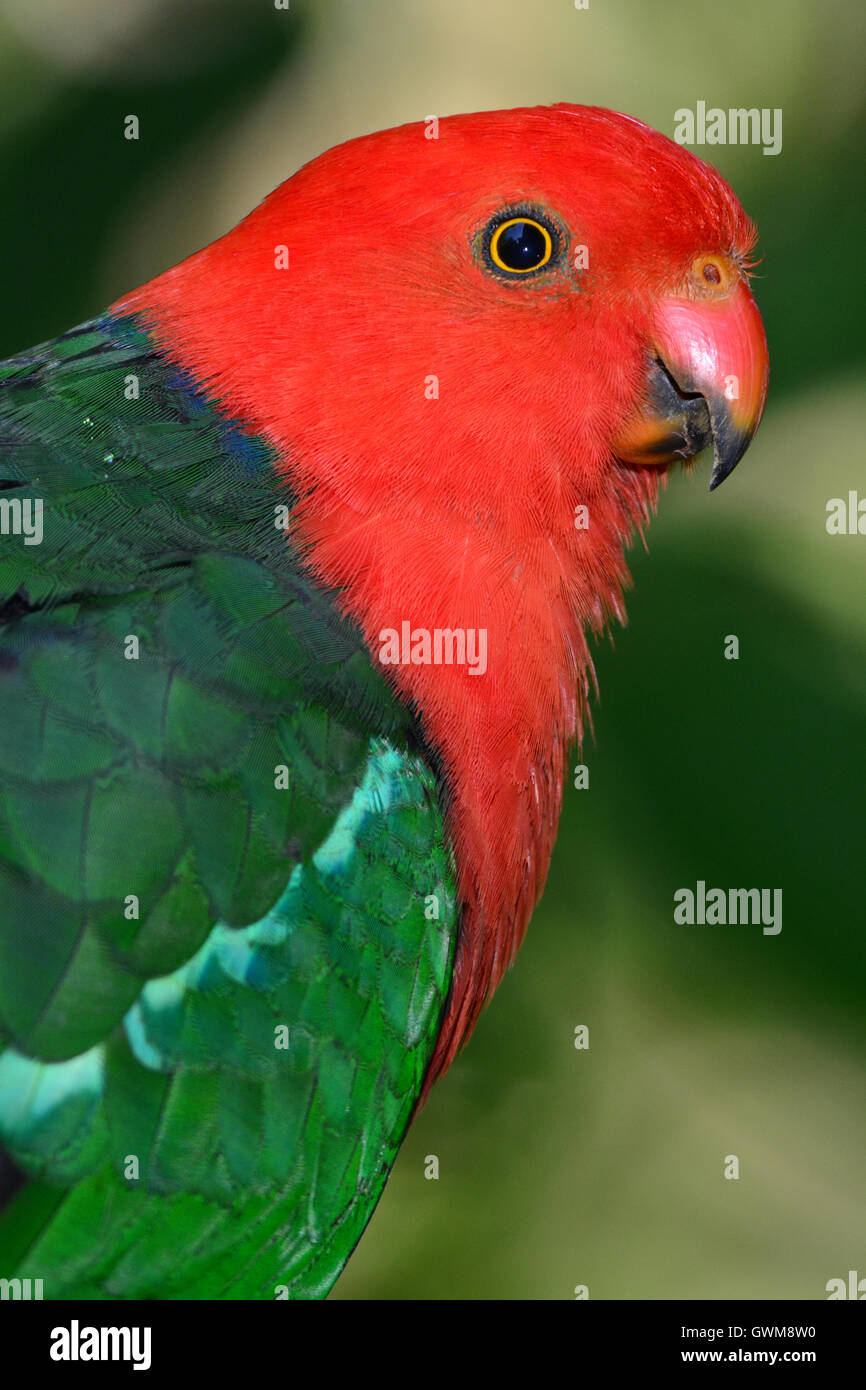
[118,104,763,1087]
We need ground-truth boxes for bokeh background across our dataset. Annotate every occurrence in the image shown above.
[0,0,863,1299]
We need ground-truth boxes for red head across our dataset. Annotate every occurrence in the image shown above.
[119,104,769,1084]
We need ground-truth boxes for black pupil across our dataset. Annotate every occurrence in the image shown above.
[496,220,547,270]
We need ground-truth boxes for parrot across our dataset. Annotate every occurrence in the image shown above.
[0,103,768,1300]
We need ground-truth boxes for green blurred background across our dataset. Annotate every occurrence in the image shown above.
[0,0,863,1299]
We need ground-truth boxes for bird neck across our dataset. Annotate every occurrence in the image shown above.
[282,464,658,1087]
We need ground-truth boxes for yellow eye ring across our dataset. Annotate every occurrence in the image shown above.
[488,216,554,274]
[690,253,734,294]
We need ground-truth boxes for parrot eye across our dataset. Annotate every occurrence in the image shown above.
[484,211,558,276]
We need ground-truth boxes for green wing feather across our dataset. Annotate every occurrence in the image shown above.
[0,317,457,1297]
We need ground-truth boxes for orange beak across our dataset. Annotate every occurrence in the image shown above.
[613,275,769,491]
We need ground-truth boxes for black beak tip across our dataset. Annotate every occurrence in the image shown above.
[706,402,754,493]
[707,460,729,493]
[707,440,748,492]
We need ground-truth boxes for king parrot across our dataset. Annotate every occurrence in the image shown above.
[0,104,768,1299]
